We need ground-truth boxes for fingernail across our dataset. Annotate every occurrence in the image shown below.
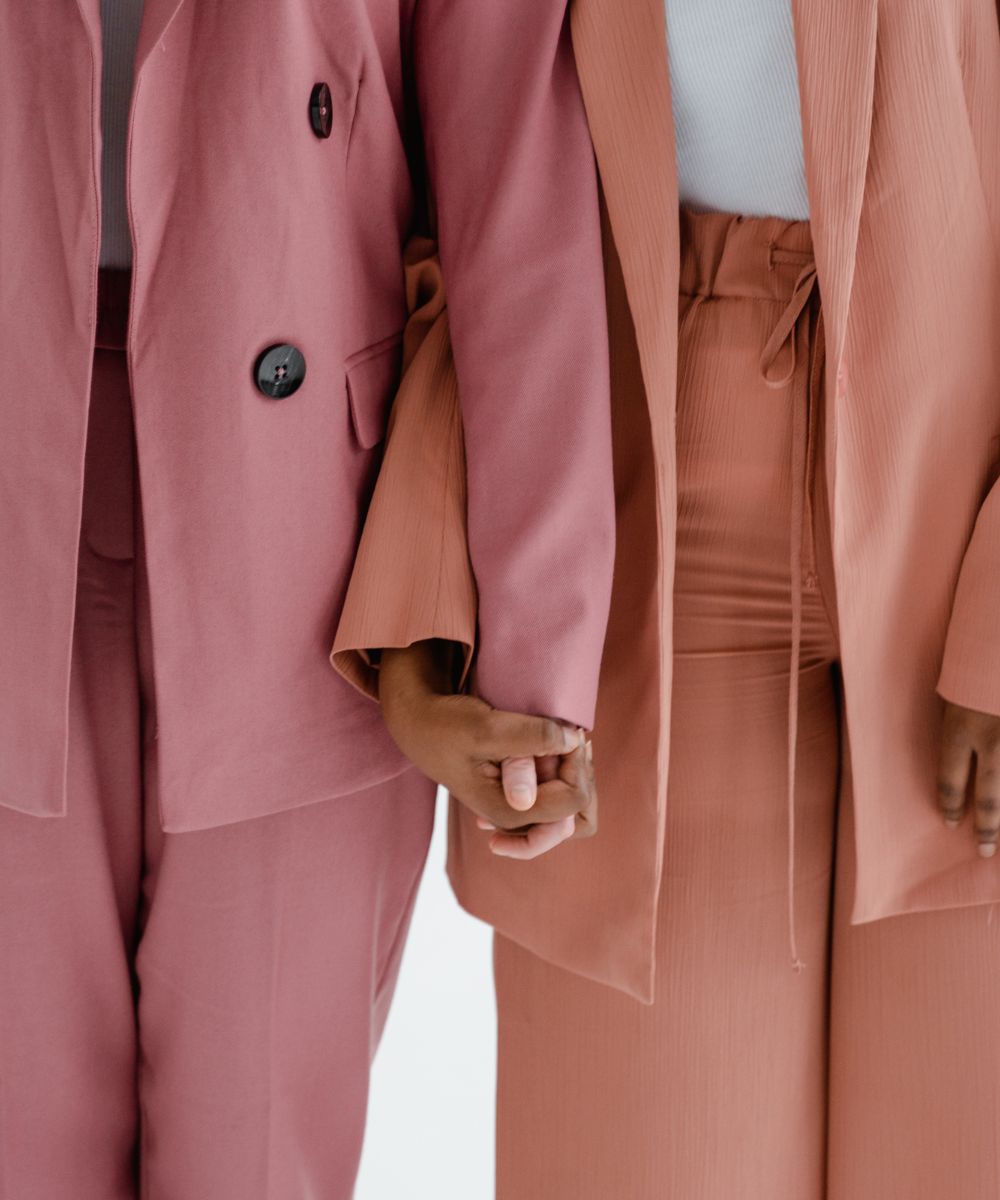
[944,816,961,829]
[585,739,593,763]
[979,842,997,858]
[510,785,533,806]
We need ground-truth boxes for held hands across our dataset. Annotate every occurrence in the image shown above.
[937,699,1000,857]
[377,640,597,860]
[377,651,1000,862]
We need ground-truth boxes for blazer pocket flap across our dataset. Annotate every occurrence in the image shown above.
[345,332,404,449]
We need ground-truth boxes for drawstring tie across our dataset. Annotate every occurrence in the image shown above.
[758,250,823,975]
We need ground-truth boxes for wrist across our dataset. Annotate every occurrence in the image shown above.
[379,639,457,705]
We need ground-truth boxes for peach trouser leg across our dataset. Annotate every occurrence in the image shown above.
[0,270,436,1199]
[493,209,1000,1199]
[826,733,1000,1199]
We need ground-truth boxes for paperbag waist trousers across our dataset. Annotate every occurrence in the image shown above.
[492,208,1000,1200]
[0,266,437,1199]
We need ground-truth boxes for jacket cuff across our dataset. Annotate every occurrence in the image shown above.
[470,649,602,733]
[330,237,479,705]
[331,634,475,706]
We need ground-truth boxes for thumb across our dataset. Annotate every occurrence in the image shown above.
[501,756,539,812]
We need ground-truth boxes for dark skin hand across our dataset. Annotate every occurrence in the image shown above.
[383,648,998,860]
[377,640,597,860]
[937,699,1000,857]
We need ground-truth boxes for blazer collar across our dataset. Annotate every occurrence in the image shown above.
[571,0,879,396]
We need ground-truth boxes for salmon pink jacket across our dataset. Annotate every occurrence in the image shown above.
[332,0,1000,1002]
[0,1,616,829]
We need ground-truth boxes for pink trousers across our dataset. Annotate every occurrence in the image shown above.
[0,268,437,1198]
[494,209,1000,1199]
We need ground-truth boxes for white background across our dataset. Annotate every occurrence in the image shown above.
[356,786,497,1199]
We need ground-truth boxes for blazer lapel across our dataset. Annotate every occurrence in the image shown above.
[791,0,879,377]
[70,0,187,82]
[570,0,680,466]
[70,0,99,55]
[571,0,879,424]
[134,0,189,82]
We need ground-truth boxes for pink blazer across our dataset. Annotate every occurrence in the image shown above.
[0,1,616,828]
[333,0,1000,1002]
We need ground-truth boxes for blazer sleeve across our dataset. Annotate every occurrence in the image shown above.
[407,0,616,731]
[937,2,1000,716]
[330,237,478,703]
[936,4,1000,714]
[936,451,1000,717]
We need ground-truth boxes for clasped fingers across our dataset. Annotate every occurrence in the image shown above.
[480,738,597,860]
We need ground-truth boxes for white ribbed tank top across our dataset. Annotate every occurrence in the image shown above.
[98,0,145,268]
[664,0,811,221]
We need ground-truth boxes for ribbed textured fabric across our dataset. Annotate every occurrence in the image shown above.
[494,207,839,1199]
[491,206,1000,1200]
[98,0,144,268]
[685,209,826,971]
[331,237,479,701]
[664,0,811,220]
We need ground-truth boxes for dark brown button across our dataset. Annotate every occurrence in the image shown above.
[309,82,333,139]
[254,343,306,398]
